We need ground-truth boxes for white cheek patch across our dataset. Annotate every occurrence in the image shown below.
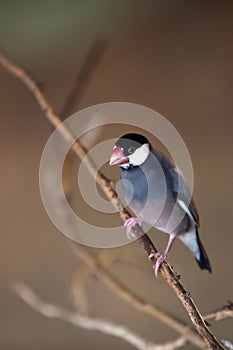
[128,143,150,166]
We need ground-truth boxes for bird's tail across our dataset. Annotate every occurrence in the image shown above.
[179,229,212,273]
[195,230,212,273]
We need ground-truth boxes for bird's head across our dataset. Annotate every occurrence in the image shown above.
[109,133,150,169]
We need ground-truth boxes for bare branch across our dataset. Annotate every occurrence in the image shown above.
[60,39,108,199]
[0,50,226,350]
[204,302,233,321]
[10,281,186,350]
[70,243,204,348]
[61,38,108,118]
[71,263,92,315]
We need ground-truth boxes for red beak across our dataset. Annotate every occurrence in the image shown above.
[109,146,129,166]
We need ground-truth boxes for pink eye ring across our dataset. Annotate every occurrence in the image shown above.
[128,146,135,154]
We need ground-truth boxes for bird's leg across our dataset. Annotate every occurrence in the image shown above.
[124,217,143,239]
[149,233,177,277]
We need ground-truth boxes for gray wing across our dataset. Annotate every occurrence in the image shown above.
[155,150,200,227]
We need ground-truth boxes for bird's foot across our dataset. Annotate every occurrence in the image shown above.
[149,252,167,277]
[124,217,142,239]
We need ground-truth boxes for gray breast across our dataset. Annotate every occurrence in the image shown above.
[120,151,169,228]
[120,150,191,234]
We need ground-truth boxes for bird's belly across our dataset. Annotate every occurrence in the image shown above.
[128,199,188,234]
[128,200,169,232]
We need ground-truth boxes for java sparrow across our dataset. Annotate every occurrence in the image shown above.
[109,133,212,276]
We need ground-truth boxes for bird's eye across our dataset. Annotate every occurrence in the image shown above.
[128,146,135,154]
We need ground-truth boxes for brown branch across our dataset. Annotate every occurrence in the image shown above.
[70,243,204,348]
[204,302,233,322]
[60,38,108,200]
[61,38,108,118]
[71,263,92,315]
[0,51,226,350]
[10,281,187,350]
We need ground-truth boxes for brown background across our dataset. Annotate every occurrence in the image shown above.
[0,1,232,349]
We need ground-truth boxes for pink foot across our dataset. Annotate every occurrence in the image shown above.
[124,217,142,239]
[149,252,167,277]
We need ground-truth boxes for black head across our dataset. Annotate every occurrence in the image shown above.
[110,133,150,168]
[115,133,149,156]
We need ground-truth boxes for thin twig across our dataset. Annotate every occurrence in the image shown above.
[71,243,204,348]
[59,38,108,200]
[71,263,92,315]
[61,38,108,118]
[204,302,233,321]
[10,281,187,350]
[0,51,226,350]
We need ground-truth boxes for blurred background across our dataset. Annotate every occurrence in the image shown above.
[0,1,232,349]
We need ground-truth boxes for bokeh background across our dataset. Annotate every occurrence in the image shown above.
[0,1,232,349]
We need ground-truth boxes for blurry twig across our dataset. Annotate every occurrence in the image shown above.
[57,39,108,199]
[70,248,136,315]
[10,281,187,350]
[71,263,92,315]
[70,243,204,348]
[204,301,233,321]
[61,38,108,118]
[0,51,226,350]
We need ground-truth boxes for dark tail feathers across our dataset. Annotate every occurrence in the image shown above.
[196,230,212,273]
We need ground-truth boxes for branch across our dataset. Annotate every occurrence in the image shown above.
[10,281,186,350]
[204,302,233,321]
[71,263,92,315]
[70,243,204,348]
[0,50,226,350]
[56,39,108,200]
[61,38,108,118]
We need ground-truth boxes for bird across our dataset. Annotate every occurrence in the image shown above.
[109,133,212,276]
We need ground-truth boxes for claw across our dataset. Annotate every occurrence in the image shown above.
[148,233,177,277]
[149,252,167,277]
[124,217,142,239]
[154,253,167,277]
[148,252,159,260]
